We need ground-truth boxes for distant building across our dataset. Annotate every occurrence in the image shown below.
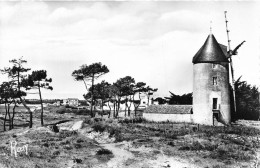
[63,98,79,106]
[53,101,61,106]
[103,93,152,111]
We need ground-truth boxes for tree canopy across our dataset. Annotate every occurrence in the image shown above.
[1,57,34,128]
[22,70,53,126]
[72,62,109,89]
[235,77,260,120]
[72,62,109,117]
[165,92,192,105]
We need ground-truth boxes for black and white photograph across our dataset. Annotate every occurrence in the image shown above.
[0,1,260,168]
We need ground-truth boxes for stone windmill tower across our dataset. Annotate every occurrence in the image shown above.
[192,33,231,125]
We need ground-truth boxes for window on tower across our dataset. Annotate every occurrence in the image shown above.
[212,64,217,69]
[213,77,217,85]
[213,98,218,109]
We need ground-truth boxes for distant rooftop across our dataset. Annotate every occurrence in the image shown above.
[66,98,79,100]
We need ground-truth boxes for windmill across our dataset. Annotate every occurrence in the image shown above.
[224,11,246,114]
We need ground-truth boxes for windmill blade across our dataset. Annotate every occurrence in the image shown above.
[231,40,246,55]
[224,11,237,113]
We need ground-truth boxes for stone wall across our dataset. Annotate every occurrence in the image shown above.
[144,105,192,114]
[143,105,193,123]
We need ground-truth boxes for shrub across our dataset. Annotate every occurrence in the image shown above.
[73,158,82,164]
[199,125,260,137]
[114,130,125,142]
[167,141,175,147]
[179,141,217,151]
[209,144,254,161]
[92,123,106,132]
[166,134,178,140]
[52,151,60,156]
[133,117,147,123]
[76,138,84,143]
[118,118,130,124]
[63,145,73,150]
[42,143,49,148]
[84,118,94,125]
[96,148,113,155]
[74,143,82,149]
[119,117,147,124]
[56,106,66,114]
[60,140,70,145]
[59,130,78,138]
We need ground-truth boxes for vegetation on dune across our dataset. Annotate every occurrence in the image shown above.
[0,110,260,167]
[234,76,260,120]
[96,148,113,155]
[112,118,260,163]
[89,117,260,162]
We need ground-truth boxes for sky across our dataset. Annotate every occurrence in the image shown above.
[0,1,260,100]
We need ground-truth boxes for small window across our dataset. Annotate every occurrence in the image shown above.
[213,77,217,85]
[213,98,218,110]
[212,64,217,69]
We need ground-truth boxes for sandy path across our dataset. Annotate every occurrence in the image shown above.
[101,141,199,168]
[101,142,134,168]
[146,154,199,168]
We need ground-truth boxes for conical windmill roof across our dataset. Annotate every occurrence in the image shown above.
[192,34,229,64]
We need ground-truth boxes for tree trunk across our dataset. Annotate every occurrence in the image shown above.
[108,102,111,118]
[4,102,8,131]
[83,79,88,90]
[93,101,96,117]
[128,96,132,117]
[38,85,44,126]
[101,100,104,117]
[125,99,127,117]
[12,102,16,129]
[90,75,95,118]
[19,97,33,128]
[116,98,121,118]
[147,94,150,106]
[134,104,140,117]
[113,102,116,118]
[17,71,33,128]
[7,104,11,130]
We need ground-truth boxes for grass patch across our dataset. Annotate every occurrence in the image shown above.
[119,117,148,124]
[198,125,260,137]
[209,144,255,161]
[179,141,218,151]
